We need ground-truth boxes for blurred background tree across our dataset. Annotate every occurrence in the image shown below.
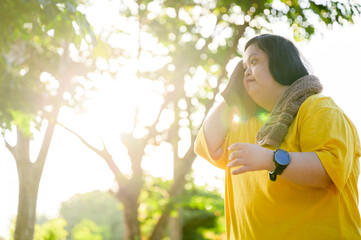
[60,190,123,240]
[139,175,225,239]
[33,218,68,240]
[9,218,68,240]
[71,219,105,240]
[0,0,96,239]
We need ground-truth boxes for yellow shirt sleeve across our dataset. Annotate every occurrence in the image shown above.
[194,124,230,170]
[299,96,360,195]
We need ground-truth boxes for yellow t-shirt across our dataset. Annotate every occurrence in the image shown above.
[195,94,361,239]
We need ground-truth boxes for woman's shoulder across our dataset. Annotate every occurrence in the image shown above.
[300,94,341,114]
[298,94,360,157]
[298,94,359,135]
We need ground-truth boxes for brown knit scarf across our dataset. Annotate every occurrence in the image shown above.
[256,75,323,148]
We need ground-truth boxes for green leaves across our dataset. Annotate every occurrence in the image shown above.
[71,219,105,240]
[60,191,123,240]
[9,110,34,137]
[138,175,225,239]
[33,218,68,240]
[0,0,96,134]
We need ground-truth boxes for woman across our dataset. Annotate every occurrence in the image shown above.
[194,34,361,239]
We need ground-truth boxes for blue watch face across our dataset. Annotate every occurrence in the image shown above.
[275,150,290,165]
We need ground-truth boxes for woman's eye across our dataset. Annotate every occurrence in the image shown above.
[251,59,256,65]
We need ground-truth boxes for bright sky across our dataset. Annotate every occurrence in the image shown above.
[1,3,361,239]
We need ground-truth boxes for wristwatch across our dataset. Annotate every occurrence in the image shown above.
[269,149,290,181]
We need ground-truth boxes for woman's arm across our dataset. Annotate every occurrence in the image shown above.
[227,143,332,188]
[202,60,247,160]
[282,152,332,187]
[203,101,232,160]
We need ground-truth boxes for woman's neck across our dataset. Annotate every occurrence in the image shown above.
[264,85,289,112]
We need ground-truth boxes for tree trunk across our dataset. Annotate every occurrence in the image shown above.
[14,165,40,240]
[170,146,183,240]
[9,111,59,240]
[170,211,182,240]
[122,197,141,240]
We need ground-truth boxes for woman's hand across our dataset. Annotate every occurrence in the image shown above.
[227,143,274,175]
[220,60,244,108]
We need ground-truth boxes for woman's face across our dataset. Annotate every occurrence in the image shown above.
[242,43,287,112]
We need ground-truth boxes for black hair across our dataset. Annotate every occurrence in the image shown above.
[245,34,310,86]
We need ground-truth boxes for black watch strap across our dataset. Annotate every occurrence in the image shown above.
[269,166,286,181]
[269,149,290,182]
[269,171,277,181]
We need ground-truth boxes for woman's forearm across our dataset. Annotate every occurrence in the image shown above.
[263,150,333,188]
[203,101,232,160]
[281,152,332,188]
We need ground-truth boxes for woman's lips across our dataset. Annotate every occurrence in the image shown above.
[245,78,255,84]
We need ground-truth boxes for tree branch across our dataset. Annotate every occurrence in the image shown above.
[58,122,127,184]
[5,140,15,156]
[34,113,59,176]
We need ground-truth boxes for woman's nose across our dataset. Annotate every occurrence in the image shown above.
[244,67,251,77]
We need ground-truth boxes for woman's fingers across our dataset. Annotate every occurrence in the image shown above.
[227,158,245,168]
[229,150,244,160]
[231,166,250,175]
